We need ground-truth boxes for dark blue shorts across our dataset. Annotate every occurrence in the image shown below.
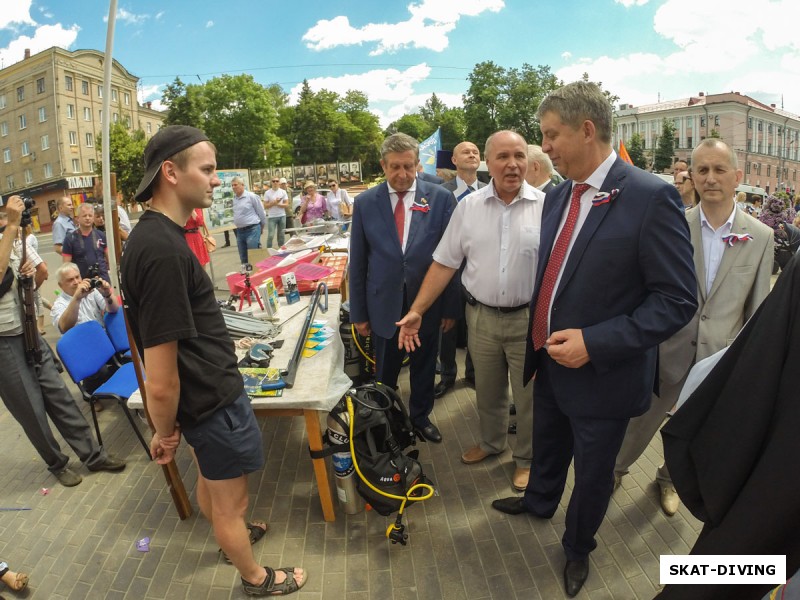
[182,391,264,480]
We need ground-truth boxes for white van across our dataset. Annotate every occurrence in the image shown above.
[735,184,767,201]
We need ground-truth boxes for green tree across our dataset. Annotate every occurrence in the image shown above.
[385,114,429,139]
[463,61,506,147]
[96,122,148,201]
[497,64,560,144]
[653,120,676,172]
[709,128,722,139]
[161,77,205,128]
[627,133,647,170]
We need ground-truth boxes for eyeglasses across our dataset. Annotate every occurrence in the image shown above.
[271,179,279,182]
[330,183,338,187]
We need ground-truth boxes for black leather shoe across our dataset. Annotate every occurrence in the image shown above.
[491,496,528,515]
[507,423,517,435]
[563,559,589,597]
[464,374,475,388]
[434,381,453,399]
[414,423,442,443]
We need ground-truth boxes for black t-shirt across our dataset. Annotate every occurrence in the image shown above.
[120,210,243,427]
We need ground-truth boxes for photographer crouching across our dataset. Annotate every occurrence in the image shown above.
[0,195,125,487]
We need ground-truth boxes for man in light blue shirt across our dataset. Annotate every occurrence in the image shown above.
[51,197,76,254]
[231,176,266,266]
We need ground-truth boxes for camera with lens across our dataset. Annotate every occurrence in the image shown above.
[19,196,34,227]
[86,264,103,289]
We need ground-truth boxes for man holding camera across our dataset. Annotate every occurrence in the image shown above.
[50,262,119,334]
[0,196,125,487]
[62,203,110,283]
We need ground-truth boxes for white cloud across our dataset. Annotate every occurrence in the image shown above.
[615,0,649,6]
[138,84,167,111]
[0,24,80,67]
[561,51,572,60]
[206,20,214,28]
[103,8,149,25]
[155,11,165,20]
[286,64,463,127]
[0,0,36,29]
[303,0,504,56]
[556,0,800,116]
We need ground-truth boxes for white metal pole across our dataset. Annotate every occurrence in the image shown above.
[101,0,118,286]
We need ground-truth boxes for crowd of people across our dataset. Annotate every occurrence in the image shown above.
[2,79,799,598]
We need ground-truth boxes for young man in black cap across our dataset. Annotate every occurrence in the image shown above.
[121,125,306,596]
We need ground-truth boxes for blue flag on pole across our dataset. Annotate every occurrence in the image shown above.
[418,128,441,175]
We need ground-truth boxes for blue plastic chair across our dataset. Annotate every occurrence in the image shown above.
[56,320,149,458]
[103,309,132,362]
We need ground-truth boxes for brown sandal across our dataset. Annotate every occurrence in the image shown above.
[0,567,29,592]
[219,521,269,564]
[242,566,306,596]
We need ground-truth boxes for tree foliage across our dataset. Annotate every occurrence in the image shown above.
[627,133,648,170]
[385,93,466,152]
[463,62,561,149]
[96,122,147,201]
[653,120,677,173]
[162,74,285,168]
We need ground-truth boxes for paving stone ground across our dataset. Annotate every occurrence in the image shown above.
[0,236,703,599]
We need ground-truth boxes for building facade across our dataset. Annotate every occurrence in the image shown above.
[0,47,163,231]
[615,91,800,195]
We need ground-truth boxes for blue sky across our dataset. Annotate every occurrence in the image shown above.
[2,0,799,128]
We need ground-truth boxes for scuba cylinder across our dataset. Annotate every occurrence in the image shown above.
[326,404,364,514]
[339,300,374,385]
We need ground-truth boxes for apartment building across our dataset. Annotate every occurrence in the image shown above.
[0,46,163,231]
[615,91,800,195]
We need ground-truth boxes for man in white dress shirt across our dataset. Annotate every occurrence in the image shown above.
[397,130,545,492]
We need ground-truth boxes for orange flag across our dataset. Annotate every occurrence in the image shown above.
[618,140,633,165]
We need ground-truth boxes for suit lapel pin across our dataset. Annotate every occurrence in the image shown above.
[591,188,619,207]
[721,233,753,246]
[411,198,430,213]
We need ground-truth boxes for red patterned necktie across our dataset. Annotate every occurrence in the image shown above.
[531,183,591,349]
[394,191,406,243]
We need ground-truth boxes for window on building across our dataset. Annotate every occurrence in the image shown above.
[714,115,720,126]
[111,88,118,102]
[0,94,6,109]
[72,158,80,173]
[44,163,52,178]
[68,131,77,146]
[18,114,26,130]
[85,133,93,147]
[41,134,49,150]
[67,104,76,119]
[113,112,119,123]
[38,106,46,122]
[88,158,95,172]
[24,169,33,184]
[794,169,797,182]
[146,122,152,134]
[687,136,693,148]
[3,148,10,163]
[700,116,706,127]
[99,110,103,124]
[748,117,753,129]
[0,122,7,137]
[97,85,103,98]
[65,75,73,91]
[124,115,131,129]
[746,163,750,175]
[21,141,29,156]
[747,140,751,152]
[767,165,771,177]
[758,122,763,131]
[82,80,89,95]
[36,78,45,94]
[6,176,13,190]
[123,92,130,106]
[768,143,772,155]
[768,124,773,133]
[17,86,25,102]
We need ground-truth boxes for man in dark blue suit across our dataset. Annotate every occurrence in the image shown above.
[349,133,457,443]
[490,81,697,597]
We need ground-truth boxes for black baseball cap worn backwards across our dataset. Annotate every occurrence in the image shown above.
[134,125,209,202]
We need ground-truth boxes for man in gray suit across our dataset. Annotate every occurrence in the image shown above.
[525,144,556,193]
[435,141,485,397]
[614,138,773,515]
